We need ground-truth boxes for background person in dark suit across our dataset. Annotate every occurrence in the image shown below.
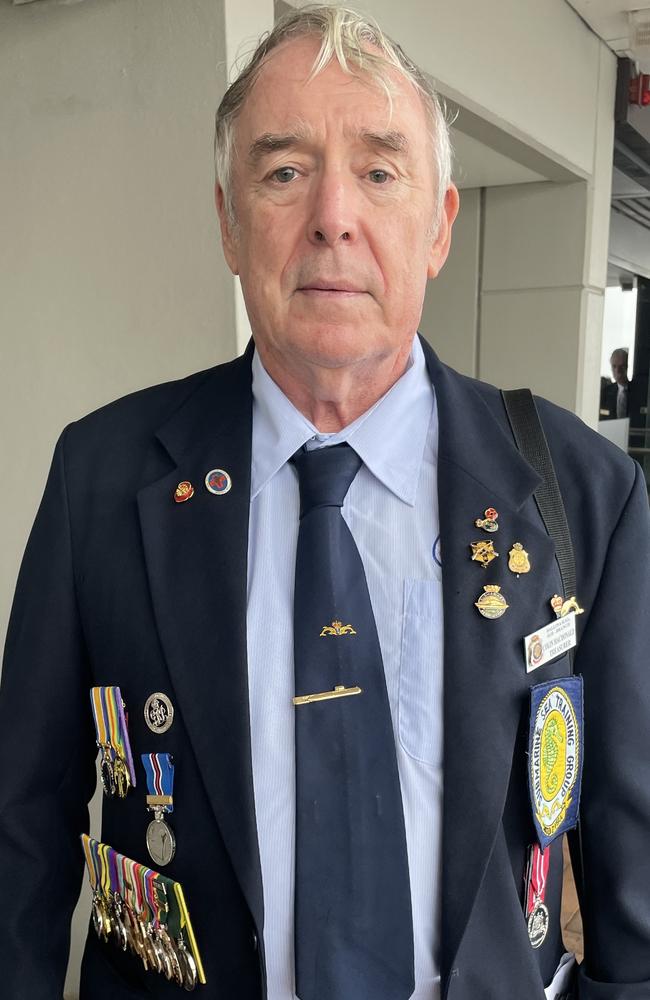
[1,6,649,1000]
[601,348,633,419]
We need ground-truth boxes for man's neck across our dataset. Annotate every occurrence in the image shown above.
[255,341,414,432]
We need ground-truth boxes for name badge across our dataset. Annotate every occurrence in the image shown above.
[524,613,577,673]
[528,676,584,849]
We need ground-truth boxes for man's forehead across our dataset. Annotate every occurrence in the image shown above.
[240,34,426,137]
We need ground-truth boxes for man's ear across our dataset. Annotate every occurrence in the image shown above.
[427,184,460,280]
[215,182,240,276]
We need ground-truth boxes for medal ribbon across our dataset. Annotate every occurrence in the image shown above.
[526,843,550,915]
[90,688,109,748]
[174,881,207,984]
[142,753,175,813]
[81,833,98,891]
[90,687,136,787]
[107,686,137,786]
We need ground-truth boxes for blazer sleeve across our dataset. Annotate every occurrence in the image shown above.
[0,427,97,998]
[573,461,650,998]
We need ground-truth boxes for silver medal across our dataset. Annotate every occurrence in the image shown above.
[146,815,176,867]
[527,901,549,949]
[144,692,174,735]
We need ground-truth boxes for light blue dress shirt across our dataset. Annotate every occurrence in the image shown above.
[247,335,443,1000]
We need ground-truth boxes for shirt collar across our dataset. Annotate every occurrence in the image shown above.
[251,336,434,506]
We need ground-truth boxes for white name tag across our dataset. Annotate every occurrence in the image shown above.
[524,613,577,673]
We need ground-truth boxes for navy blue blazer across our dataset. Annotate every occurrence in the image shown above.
[1,337,649,1000]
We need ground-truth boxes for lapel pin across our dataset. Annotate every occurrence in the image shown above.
[550,594,584,619]
[174,481,194,503]
[470,540,498,568]
[144,692,174,735]
[508,542,531,576]
[475,507,499,533]
[205,468,232,495]
[475,584,509,619]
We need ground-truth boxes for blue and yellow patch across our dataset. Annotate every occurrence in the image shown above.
[528,676,584,849]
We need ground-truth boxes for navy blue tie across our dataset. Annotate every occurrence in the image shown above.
[291,443,414,1000]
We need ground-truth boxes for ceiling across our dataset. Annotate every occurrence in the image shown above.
[566,0,650,68]
[450,129,545,190]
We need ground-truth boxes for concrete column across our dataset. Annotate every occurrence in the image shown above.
[221,0,275,354]
[422,45,616,428]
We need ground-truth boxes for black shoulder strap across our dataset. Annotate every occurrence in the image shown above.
[502,388,586,944]
[500,388,576,671]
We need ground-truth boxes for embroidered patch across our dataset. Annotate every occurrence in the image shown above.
[528,677,583,849]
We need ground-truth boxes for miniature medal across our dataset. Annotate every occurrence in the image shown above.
[475,584,509,619]
[474,507,499,533]
[508,542,531,576]
[80,835,207,988]
[142,752,176,867]
[90,686,136,798]
[524,843,550,948]
[470,540,498,568]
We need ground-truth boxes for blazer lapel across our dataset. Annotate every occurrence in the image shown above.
[421,340,561,987]
[136,345,264,931]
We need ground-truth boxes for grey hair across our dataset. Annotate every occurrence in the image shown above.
[214,4,453,231]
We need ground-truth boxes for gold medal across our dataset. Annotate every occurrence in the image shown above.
[508,542,531,576]
[475,584,509,619]
[470,539,498,568]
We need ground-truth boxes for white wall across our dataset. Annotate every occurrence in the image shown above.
[360,0,602,177]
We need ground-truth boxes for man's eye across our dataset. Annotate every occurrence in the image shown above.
[271,167,297,183]
[368,169,391,184]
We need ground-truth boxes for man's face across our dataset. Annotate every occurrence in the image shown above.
[216,36,458,373]
[611,353,628,385]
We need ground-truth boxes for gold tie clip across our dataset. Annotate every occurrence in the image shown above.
[292,685,362,706]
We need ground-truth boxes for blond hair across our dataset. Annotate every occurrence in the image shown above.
[214,5,452,229]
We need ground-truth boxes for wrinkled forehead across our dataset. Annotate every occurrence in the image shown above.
[235,34,430,151]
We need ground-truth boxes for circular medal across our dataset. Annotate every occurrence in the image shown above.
[146,816,176,867]
[475,584,509,619]
[205,468,232,495]
[144,692,174,735]
[527,901,549,948]
[177,937,198,991]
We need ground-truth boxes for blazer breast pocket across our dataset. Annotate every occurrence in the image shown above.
[398,578,443,768]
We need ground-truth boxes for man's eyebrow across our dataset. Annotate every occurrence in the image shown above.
[359,129,409,154]
[247,129,311,165]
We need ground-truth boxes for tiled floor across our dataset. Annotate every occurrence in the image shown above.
[561,837,584,961]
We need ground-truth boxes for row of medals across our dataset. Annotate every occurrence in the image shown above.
[91,880,197,989]
[472,509,549,948]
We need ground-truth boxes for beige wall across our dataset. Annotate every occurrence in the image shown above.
[0,0,237,652]
[0,1,235,996]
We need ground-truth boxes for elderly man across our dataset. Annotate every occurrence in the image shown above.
[1,6,649,1000]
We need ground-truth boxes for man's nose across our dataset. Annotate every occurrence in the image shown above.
[307,171,358,247]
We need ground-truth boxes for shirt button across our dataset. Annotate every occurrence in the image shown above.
[251,930,259,951]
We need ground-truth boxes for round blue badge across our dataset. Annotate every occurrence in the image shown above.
[205,468,232,495]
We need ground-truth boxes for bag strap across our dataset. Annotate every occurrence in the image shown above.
[501,387,586,945]
[501,388,577,671]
